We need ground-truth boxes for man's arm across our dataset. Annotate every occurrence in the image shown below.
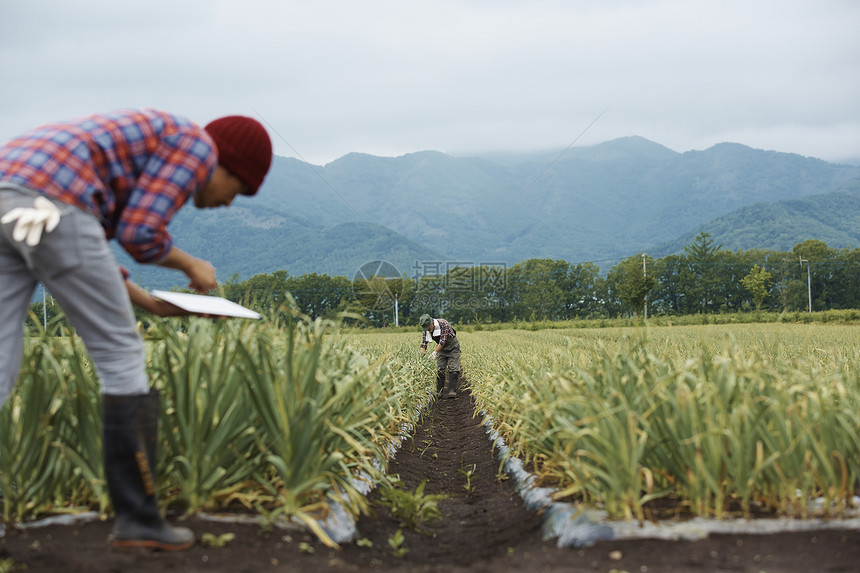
[434,319,451,353]
[115,126,218,293]
[115,128,216,265]
[436,320,449,346]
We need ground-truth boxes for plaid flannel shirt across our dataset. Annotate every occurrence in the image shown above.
[420,318,455,349]
[0,109,217,263]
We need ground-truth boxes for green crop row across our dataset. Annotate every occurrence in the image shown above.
[0,311,433,546]
[4,318,857,541]
[466,324,860,521]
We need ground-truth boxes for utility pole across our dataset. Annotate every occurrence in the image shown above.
[799,257,812,313]
[642,253,648,320]
[394,294,399,327]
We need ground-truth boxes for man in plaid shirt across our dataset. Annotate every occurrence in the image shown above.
[0,109,272,550]
[419,314,462,398]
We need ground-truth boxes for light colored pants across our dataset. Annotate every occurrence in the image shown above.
[0,185,149,405]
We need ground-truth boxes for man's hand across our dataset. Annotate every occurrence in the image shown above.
[125,280,190,317]
[418,346,426,355]
[1,196,61,246]
[184,257,217,293]
[157,246,217,293]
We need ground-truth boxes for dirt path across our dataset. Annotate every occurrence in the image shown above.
[3,389,860,572]
[335,387,546,569]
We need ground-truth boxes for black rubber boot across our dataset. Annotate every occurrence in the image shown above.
[435,369,446,397]
[446,371,460,399]
[103,391,195,550]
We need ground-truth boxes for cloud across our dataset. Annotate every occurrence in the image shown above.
[1,0,858,164]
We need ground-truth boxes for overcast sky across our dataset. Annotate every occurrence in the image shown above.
[1,0,858,165]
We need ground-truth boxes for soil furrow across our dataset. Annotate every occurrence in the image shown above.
[3,388,860,572]
[337,388,545,569]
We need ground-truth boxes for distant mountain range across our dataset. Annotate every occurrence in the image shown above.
[656,178,860,255]
[116,136,860,290]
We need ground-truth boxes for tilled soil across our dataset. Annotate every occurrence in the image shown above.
[3,388,860,572]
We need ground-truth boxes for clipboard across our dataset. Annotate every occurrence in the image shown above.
[151,290,262,320]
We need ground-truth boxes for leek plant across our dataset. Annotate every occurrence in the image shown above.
[469,325,860,521]
[0,325,104,522]
[1,310,430,546]
[237,314,409,546]
[148,318,264,512]
[6,316,857,536]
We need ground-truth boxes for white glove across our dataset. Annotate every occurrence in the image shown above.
[430,351,438,358]
[1,197,61,246]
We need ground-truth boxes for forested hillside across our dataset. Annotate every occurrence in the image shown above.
[198,235,857,328]
[657,179,860,254]
[116,203,443,290]
[113,137,860,290]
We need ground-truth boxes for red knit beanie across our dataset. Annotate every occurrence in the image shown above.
[205,115,273,195]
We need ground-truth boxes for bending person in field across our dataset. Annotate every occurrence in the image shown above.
[0,109,272,551]
[418,313,462,399]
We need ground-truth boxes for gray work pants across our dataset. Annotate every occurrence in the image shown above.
[0,185,149,405]
[435,336,461,373]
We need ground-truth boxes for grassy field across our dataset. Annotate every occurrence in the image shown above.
[2,318,858,540]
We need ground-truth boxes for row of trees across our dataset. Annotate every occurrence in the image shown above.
[210,234,858,327]
[25,234,859,330]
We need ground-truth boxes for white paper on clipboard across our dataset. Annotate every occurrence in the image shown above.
[151,290,262,320]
